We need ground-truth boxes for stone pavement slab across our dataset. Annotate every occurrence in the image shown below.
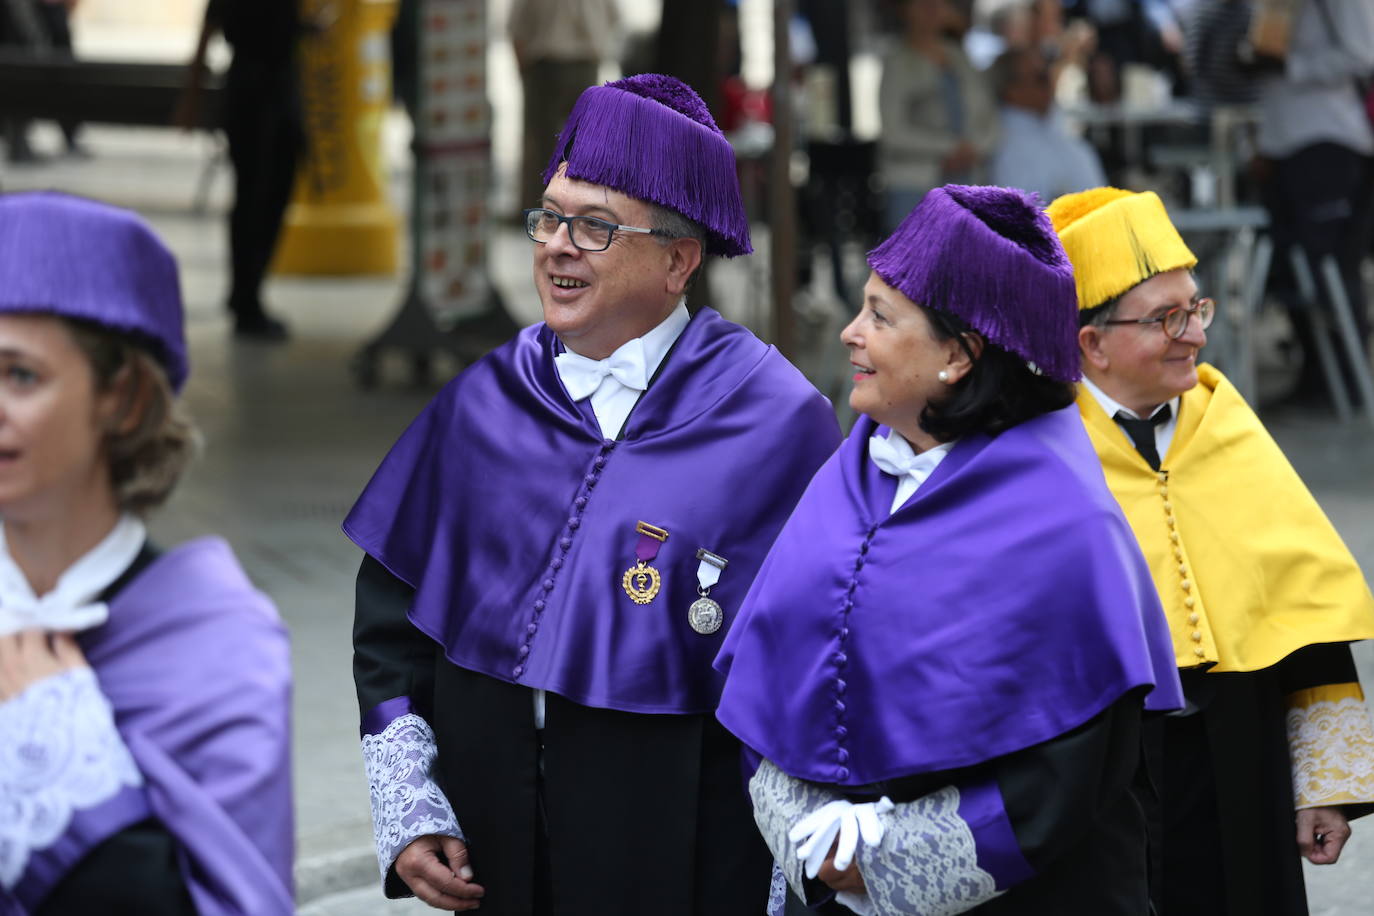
[298,885,431,915]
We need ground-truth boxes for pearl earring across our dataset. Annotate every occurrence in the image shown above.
[937,370,950,383]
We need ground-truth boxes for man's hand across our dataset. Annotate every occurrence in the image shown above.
[0,630,87,702]
[396,835,485,910]
[1297,807,1351,865]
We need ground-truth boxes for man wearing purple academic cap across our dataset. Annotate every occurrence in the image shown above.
[345,75,840,915]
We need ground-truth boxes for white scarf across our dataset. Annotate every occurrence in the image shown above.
[0,515,147,637]
[868,431,956,514]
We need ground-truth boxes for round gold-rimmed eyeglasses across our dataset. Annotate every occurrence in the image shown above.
[1102,298,1215,340]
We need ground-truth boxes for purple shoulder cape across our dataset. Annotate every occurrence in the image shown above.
[343,308,841,715]
[16,538,294,916]
[715,408,1182,786]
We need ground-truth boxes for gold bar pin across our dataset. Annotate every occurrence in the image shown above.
[635,521,669,542]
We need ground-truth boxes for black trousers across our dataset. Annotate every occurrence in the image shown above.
[223,55,304,318]
[1146,643,1364,916]
[1263,141,1374,400]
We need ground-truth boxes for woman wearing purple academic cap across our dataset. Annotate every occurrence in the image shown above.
[0,192,293,916]
[715,184,1184,916]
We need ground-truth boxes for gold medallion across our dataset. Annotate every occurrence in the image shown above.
[622,561,662,604]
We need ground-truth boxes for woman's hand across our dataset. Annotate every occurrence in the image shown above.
[0,630,87,701]
[790,796,890,895]
[817,846,868,893]
[1297,807,1351,865]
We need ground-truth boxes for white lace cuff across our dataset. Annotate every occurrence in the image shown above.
[766,860,788,916]
[854,786,1001,915]
[1286,685,1374,809]
[748,758,842,905]
[748,759,1002,915]
[0,667,144,889]
[361,712,463,881]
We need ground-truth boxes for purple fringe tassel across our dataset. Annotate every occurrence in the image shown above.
[543,82,752,258]
[867,185,1081,382]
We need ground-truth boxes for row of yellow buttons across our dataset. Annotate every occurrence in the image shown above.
[1161,471,1206,659]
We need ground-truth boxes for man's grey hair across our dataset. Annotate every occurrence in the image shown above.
[1079,295,1123,329]
[648,203,708,251]
[1077,271,1199,329]
[647,203,709,291]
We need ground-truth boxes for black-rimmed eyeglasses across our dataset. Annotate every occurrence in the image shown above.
[1102,298,1215,340]
[522,208,666,252]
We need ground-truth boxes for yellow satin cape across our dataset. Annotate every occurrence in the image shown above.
[1077,364,1374,671]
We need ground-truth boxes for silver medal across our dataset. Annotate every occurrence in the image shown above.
[688,596,724,635]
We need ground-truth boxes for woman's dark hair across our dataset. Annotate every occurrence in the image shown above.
[917,304,1076,442]
[62,318,199,515]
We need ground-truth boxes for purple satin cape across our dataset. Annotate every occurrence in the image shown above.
[15,539,294,915]
[343,308,840,715]
[715,409,1182,786]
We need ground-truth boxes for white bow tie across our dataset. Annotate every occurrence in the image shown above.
[868,432,932,479]
[555,337,650,402]
[0,515,147,638]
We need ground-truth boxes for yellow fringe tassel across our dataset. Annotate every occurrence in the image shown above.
[1047,188,1198,311]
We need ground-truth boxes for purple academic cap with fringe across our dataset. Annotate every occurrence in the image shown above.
[0,191,188,390]
[542,74,752,258]
[867,185,1081,382]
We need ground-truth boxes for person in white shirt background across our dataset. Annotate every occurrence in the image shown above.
[989,45,1106,203]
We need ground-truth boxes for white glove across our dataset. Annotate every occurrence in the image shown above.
[787,796,895,879]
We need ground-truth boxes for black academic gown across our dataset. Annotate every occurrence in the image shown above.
[1150,642,1373,916]
[783,694,1153,916]
[354,556,772,916]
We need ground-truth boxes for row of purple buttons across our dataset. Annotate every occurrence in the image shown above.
[511,441,617,680]
[830,525,877,781]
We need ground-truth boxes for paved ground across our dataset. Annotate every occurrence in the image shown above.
[4,122,1374,914]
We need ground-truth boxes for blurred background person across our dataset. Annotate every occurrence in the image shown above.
[0,0,46,164]
[963,0,1032,70]
[1256,0,1374,407]
[989,45,1106,201]
[1065,0,1186,98]
[878,0,997,230]
[0,191,293,915]
[1184,0,1263,117]
[181,0,316,342]
[32,0,83,156]
[508,0,621,216]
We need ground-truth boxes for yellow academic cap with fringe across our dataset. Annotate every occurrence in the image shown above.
[1046,187,1197,311]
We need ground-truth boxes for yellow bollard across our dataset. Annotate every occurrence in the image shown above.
[274,0,400,275]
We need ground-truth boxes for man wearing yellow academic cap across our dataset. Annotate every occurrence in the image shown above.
[1049,187,1374,916]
